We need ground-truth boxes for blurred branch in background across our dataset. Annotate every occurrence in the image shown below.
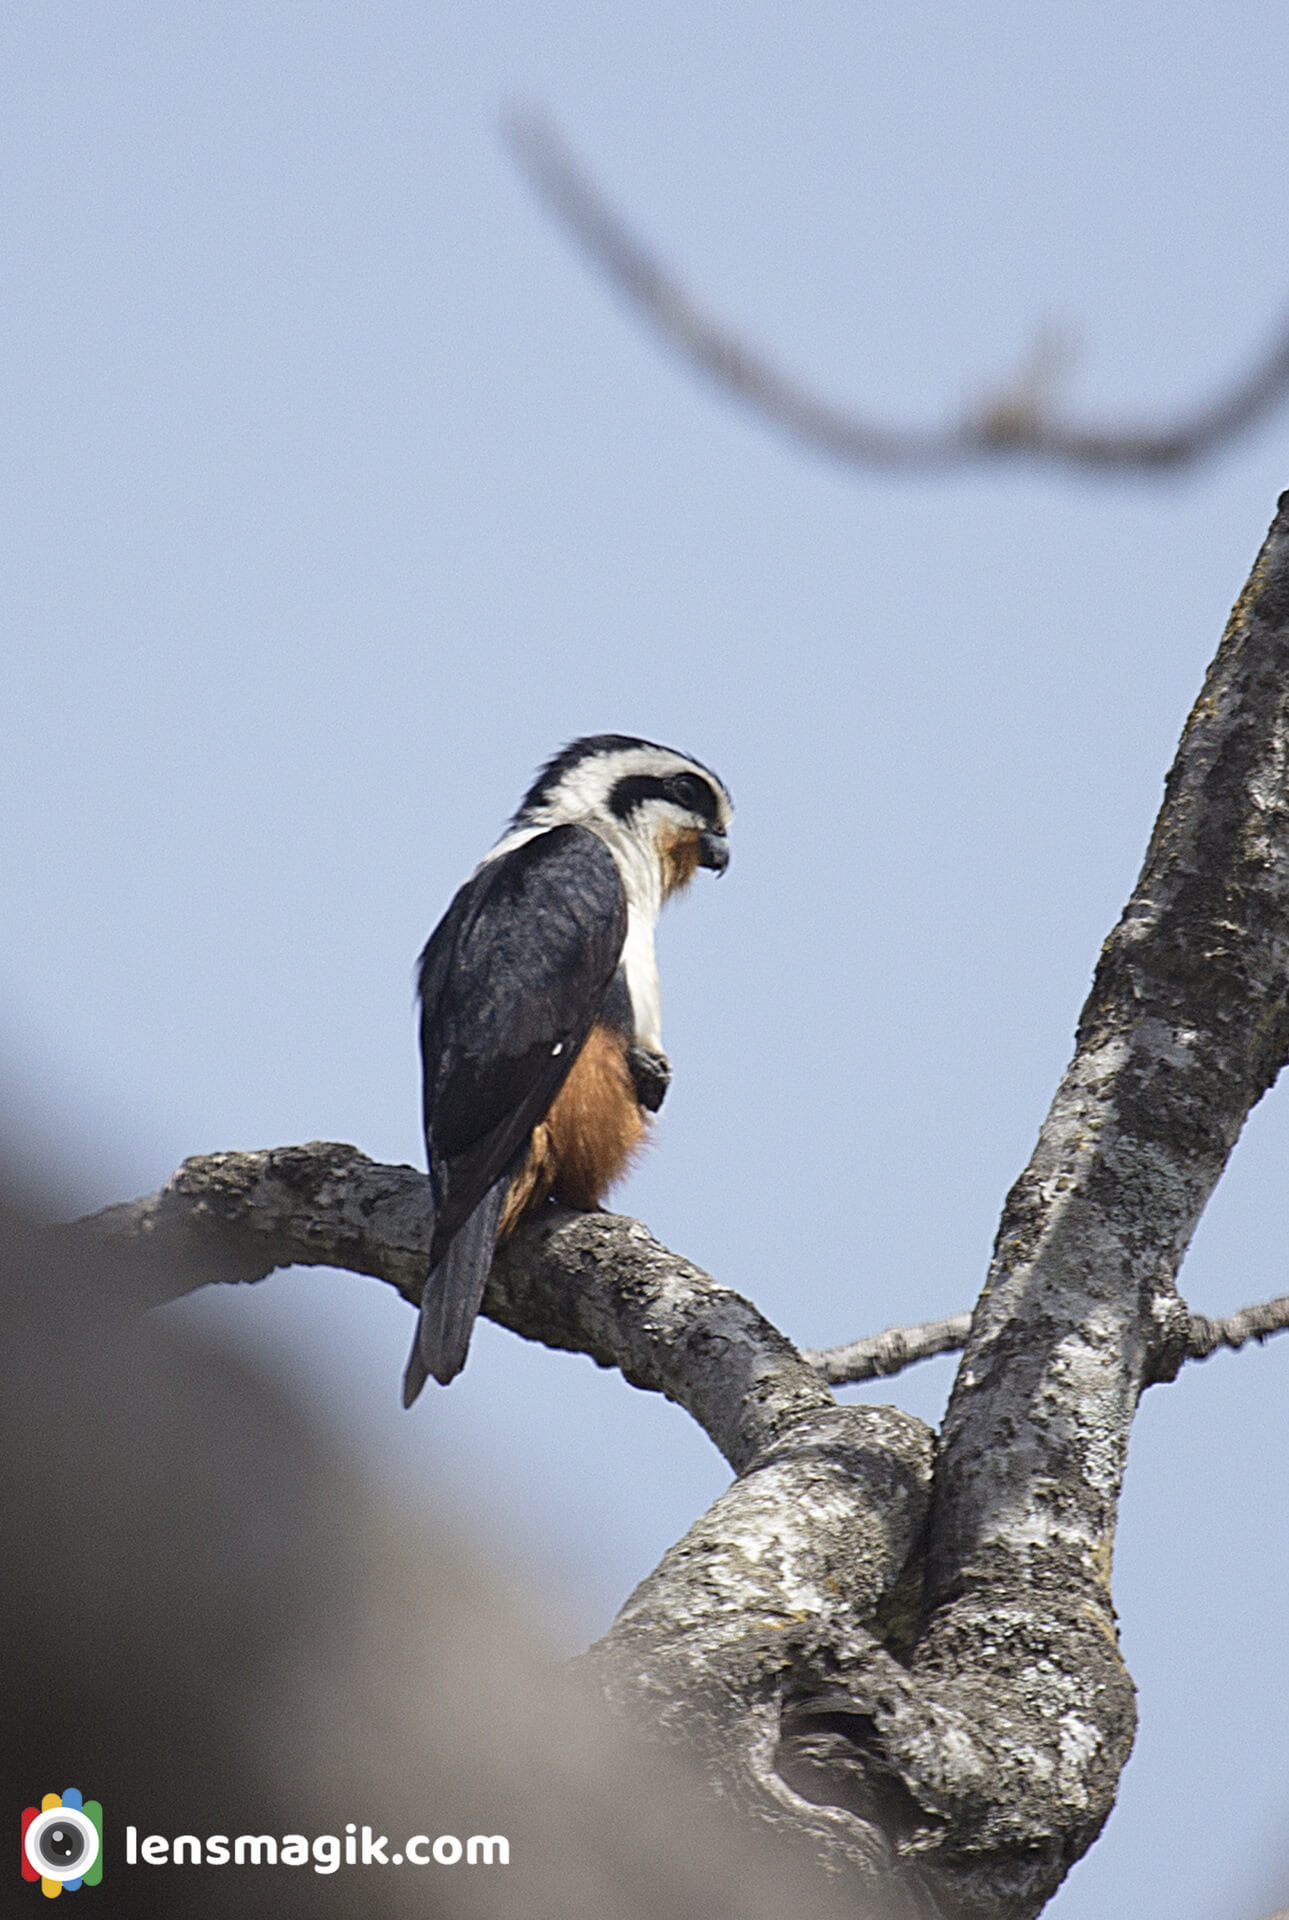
[507,109,1289,476]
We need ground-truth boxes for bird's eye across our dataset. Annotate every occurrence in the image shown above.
[670,773,710,815]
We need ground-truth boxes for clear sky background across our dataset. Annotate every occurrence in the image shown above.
[3,5,1287,1915]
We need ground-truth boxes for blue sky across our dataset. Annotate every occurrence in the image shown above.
[3,6,1288,1915]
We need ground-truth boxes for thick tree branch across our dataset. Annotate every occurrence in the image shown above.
[79,1146,1289,1405]
[63,499,1289,1914]
[584,496,1289,1920]
[932,492,1289,1597]
[67,1147,843,1474]
[68,1142,939,1894]
[508,109,1289,476]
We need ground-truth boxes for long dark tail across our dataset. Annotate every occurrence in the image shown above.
[402,1174,512,1405]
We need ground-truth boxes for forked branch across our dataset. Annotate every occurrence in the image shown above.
[60,495,1289,1916]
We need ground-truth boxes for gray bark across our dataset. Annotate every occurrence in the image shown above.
[807,1291,1289,1385]
[65,494,1289,1917]
[805,1312,975,1383]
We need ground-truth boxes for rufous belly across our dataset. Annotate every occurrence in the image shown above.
[498,1022,646,1234]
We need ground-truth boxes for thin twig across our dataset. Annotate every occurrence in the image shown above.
[507,108,1289,476]
[1187,1292,1289,1361]
[807,1293,1289,1386]
[802,1313,972,1384]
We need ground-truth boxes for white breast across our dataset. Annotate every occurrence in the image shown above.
[621,904,662,1050]
[594,822,664,1049]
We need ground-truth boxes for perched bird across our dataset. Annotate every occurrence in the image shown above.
[404,734,732,1405]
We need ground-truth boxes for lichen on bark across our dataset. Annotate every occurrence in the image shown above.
[63,498,1289,1915]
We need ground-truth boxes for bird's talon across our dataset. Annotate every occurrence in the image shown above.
[627,1044,672,1112]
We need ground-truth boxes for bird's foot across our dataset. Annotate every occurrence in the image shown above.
[626,1044,672,1112]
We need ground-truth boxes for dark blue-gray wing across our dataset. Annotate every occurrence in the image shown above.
[403,824,626,1401]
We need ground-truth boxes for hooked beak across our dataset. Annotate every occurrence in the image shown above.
[697,829,729,875]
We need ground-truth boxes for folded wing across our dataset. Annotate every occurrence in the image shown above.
[405,824,627,1399]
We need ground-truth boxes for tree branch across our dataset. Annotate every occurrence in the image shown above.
[62,498,1289,1913]
[66,1145,851,1474]
[1186,1292,1289,1361]
[585,495,1289,1920]
[66,1141,939,1887]
[804,1313,974,1384]
[507,109,1289,476]
[806,1290,1289,1385]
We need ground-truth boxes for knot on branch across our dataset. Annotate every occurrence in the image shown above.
[1140,1280,1194,1385]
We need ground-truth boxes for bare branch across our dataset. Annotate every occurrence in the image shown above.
[803,1312,973,1384]
[1187,1291,1289,1361]
[66,1141,940,1897]
[590,495,1289,1920]
[57,497,1289,1918]
[930,489,1289,1594]
[62,1143,837,1474]
[807,1290,1289,1385]
[507,108,1289,475]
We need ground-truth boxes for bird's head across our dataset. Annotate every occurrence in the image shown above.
[514,734,732,899]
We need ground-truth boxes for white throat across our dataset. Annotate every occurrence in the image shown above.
[593,818,664,1050]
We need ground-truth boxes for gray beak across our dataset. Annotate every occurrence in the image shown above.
[697,829,729,875]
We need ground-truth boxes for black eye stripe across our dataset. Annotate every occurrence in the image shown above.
[607,775,669,821]
[518,734,667,820]
[514,735,729,827]
[670,773,710,814]
[608,772,721,825]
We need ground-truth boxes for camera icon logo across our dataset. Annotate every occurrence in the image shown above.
[20,1791,102,1895]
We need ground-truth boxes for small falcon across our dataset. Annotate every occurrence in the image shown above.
[403,733,732,1405]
